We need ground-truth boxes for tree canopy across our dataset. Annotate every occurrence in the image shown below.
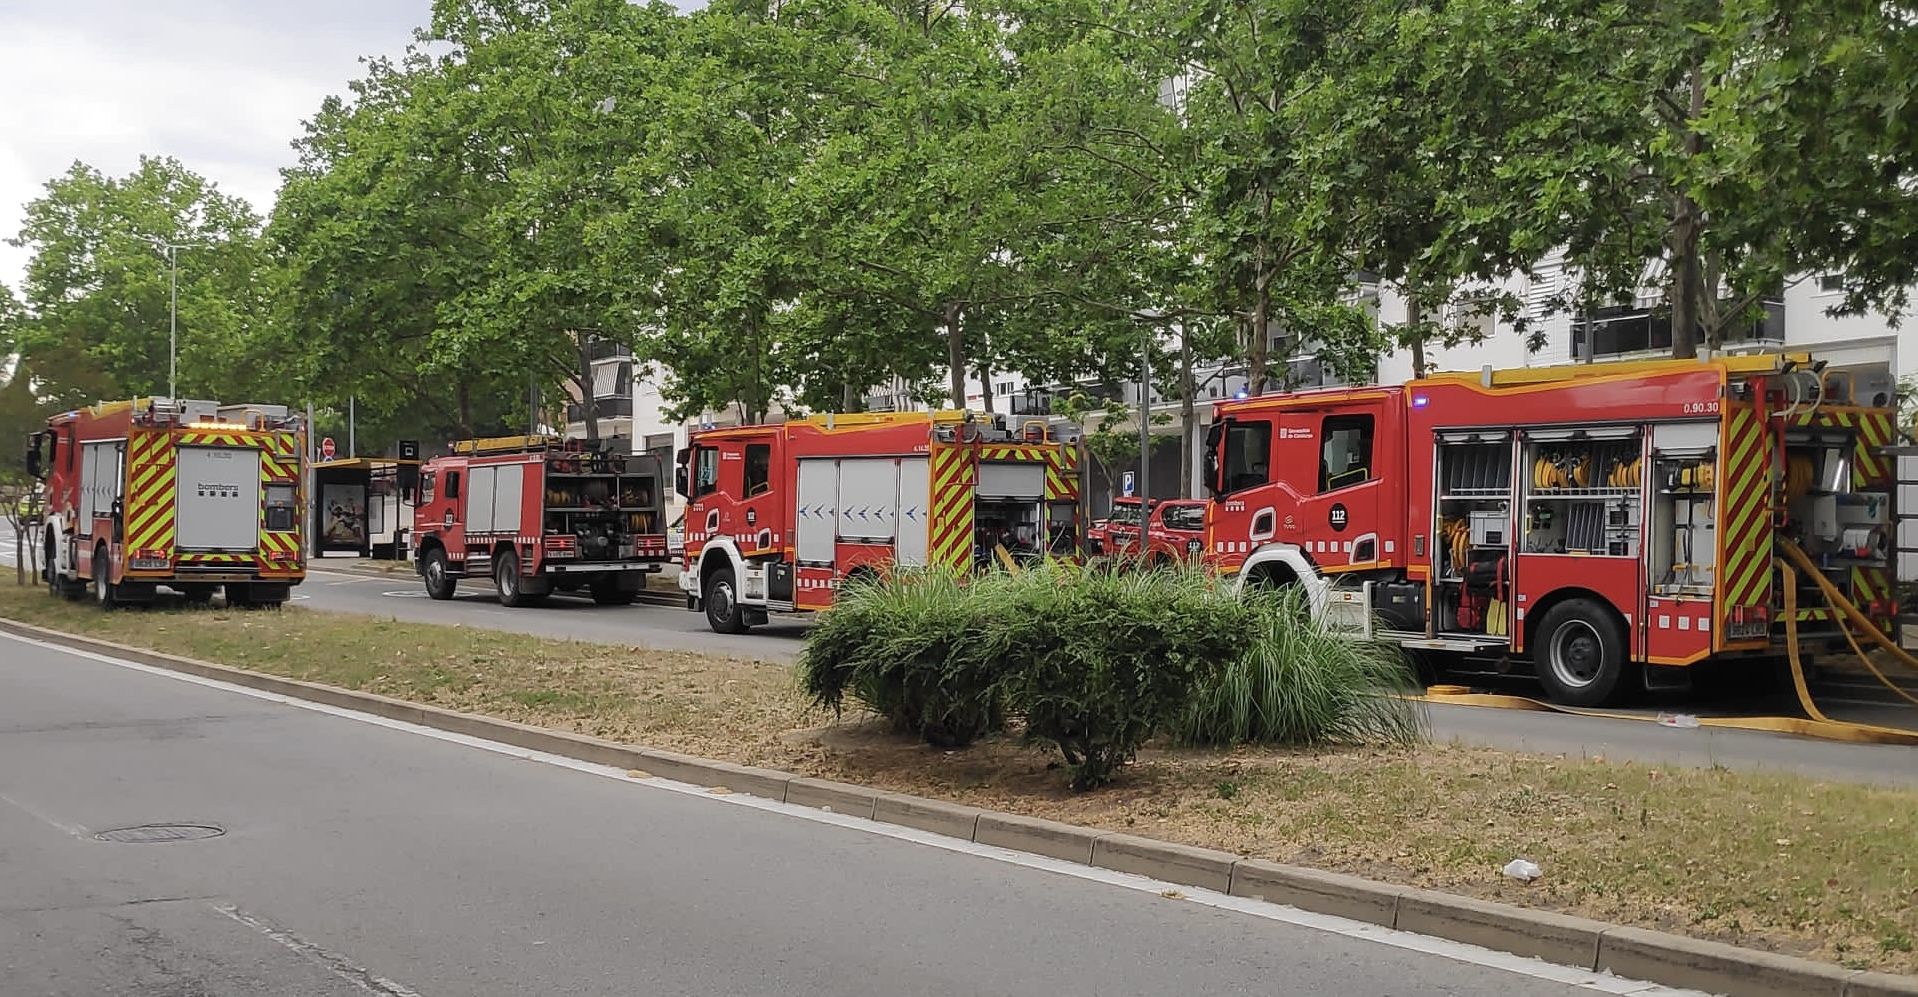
[6,0,1915,442]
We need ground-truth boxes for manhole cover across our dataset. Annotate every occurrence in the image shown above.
[94,823,225,843]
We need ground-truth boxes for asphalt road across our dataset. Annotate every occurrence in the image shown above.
[0,634,1686,997]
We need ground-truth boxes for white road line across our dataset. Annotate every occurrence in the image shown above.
[0,790,89,838]
[2,630,1708,997]
[212,903,423,997]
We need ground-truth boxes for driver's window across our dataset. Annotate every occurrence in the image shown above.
[695,447,719,497]
[744,443,771,497]
[1320,414,1374,492]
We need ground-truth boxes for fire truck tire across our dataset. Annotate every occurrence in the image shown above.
[92,548,118,610]
[589,576,637,606]
[1533,598,1631,707]
[495,550,536,607]
[704,566,750,634]
[421,548,457,601]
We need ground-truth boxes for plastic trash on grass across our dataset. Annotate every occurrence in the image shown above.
[1501,859,1543,882]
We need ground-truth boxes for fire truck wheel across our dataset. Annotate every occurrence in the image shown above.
[92,548,118,610]
[704,566,750,634]
[495,549,543,607]
[589,577,637,606]
[421,548,457,601]
[1534,598,1630,707]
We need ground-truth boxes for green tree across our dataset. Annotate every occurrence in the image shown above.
[9,157,272,402]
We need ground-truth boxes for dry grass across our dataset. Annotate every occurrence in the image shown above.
[3,581,1915,972]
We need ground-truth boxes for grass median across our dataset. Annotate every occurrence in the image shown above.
[3,581,1914,973]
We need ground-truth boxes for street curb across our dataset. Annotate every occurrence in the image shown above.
[5,614,1911,997]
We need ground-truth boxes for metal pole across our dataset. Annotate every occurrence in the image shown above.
[304,400,316,561]
[1139,324,1151,557]
[167,245,178,400]
[348,396,356,458]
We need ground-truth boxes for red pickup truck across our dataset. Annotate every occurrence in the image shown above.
[1086,497,1207,566]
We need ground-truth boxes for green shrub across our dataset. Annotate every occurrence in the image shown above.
[797,560,1425,789]
[796,569,1003,748]
[1176,586,1425,748]
[993,565,1245,789]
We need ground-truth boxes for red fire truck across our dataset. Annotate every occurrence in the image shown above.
[1088,497,1209,565]
[412,437,670,606]
[676,411,1080,633]
[27,398,306,607]
[1203,355,1902,706]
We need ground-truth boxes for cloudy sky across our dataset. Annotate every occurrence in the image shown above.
[0,1,434,291]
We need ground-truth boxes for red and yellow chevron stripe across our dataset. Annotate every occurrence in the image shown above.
[1716,402,1773,638]
[928,443,976,570]
[124,429,178,557]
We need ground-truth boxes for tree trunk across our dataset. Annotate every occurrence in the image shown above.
[1407,289,1429,379]
[1668,62,1708,360]
[977,361,995,415]
[841,382,859,412]
[1178,326,1196,498]
[1246,193,1274,395]
[576,343,601,444]
[1248,275,1271,397]
[457,382,473,439]
[943,300,966,409]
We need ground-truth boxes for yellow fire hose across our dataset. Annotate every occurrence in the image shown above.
[1417,542,1918,746]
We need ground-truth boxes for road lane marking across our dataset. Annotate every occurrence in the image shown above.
[5,630,1703,996]
[213,903,423,997]
[0,790,88,838]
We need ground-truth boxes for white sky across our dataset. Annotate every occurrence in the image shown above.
[0,1,434,293]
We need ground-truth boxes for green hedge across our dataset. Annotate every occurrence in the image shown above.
[797,563,1424,789]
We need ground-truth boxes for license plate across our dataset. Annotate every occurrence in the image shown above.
[1726,620,1767,640]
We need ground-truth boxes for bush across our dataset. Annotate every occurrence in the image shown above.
[1175,586,1425,748]
[796,561,1427,790]
[992,565,1246,789]
[796,569,1003,748]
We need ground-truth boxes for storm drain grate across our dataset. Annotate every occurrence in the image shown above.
[94,823,225,844]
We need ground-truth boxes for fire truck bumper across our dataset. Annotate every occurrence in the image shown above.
[543,562,661,575]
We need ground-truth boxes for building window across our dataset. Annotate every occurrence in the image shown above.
[593,359,633,400]
[1817,273,1845,294]
[1320,414,1374,492]
[1574,297,1785,359]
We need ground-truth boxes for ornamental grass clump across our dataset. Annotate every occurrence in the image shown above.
[1174,584,1425,748]
[796,568,1003,747]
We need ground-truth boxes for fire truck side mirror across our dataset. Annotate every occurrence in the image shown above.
[25,433,45,480]
[1202,421,1227,495]
[674,447,690,499]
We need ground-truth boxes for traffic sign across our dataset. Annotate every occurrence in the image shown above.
[1121,470,1136,497]
[320,436,336,461]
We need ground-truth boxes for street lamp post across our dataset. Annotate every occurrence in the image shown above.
[1139,322,1152,557]
[149,239,196,401]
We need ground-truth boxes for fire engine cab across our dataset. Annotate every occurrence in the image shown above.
[28,397,306,608]
[1204,355,1902,706]
[412,437,669,606]
[677,411,1079,633]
